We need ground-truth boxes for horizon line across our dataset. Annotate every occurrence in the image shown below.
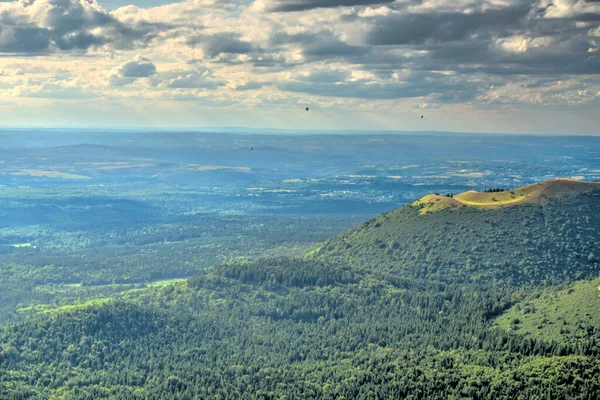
[0,125,599,137]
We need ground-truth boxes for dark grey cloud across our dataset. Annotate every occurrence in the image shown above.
[0,25,55,53]
[353,1,600,78]
[251,54,299,68]
[408,34,600,76]
[279,71,483,101]
[270,30,370,61]
[366,6,530,46]
[257,0,394,12]
[0,0,165,54]
[119,57,157,78]
[109,55,156,86]
[575,12,600,22]
[278,81,476,100]
[188,33,259,58]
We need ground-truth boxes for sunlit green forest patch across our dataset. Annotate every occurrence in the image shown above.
[496,279,600,343]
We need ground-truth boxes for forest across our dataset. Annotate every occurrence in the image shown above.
[0,213,364,324]
[0,182,599,399]
[0,132,599,398]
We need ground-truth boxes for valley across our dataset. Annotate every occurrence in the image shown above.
[0,131,599,398]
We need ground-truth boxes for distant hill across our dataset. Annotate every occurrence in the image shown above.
[310,179,600,285]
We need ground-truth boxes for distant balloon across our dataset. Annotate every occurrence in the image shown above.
[421,115,424,119]
[306,108,309,112]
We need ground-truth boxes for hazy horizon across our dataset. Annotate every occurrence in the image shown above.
[1,126,599,138]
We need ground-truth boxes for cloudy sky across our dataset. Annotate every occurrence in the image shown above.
[0,0,598,134]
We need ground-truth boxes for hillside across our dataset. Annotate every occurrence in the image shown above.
[1,178,600,398]
[3,259,600,399]
[310,179,600,284]
[496,279,600,344]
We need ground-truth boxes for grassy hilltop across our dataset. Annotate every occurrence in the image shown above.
[414,179,599,214]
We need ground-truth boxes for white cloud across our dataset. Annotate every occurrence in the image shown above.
[7,76,91,99]
[540,0,600,19]
[358,6,393,18]
[499,36,529,53]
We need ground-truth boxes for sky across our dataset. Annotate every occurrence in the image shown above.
[0,0,599,134]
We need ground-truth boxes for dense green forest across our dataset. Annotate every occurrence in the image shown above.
[312,190,600,285]
[1,260,600,399]
[0,182,599,398]
[0,213,365,324]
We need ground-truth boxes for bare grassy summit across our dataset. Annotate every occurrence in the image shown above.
[413,179,600,215]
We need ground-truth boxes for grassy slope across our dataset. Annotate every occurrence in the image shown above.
[496,279,600,343]
[15,278,186,319]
